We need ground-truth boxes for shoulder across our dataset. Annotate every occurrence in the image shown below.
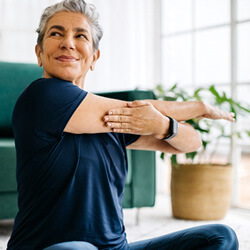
[28,78,75,93]
[26,78,87,101]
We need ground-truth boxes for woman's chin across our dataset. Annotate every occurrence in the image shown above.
[43,68,84,86]
[52,72,79,83]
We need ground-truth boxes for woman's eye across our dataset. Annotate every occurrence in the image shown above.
[50,32,62,37]
[77,34,88,40]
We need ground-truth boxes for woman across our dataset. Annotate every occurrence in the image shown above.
[7,0,238,249]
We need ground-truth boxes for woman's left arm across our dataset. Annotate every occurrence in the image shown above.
[127,123,201,153]
[104,101,202,153]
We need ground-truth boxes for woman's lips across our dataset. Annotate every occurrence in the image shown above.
[56,55,78,62]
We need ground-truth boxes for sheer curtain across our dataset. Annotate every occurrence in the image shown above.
[0,0,159,92]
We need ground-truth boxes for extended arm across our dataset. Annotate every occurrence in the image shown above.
[104,100,235,153]
[64,93,201,153]
[103,101,202,153]
[145,100,235,122]
[64,94,233,154]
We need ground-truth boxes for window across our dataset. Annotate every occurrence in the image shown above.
[0,0,61,63]
[161,0,250,208]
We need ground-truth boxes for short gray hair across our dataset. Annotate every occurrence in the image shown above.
[36,0,103,51]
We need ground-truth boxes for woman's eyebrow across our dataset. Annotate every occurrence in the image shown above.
[74,27,90,35]
[47,25,90,35]
[47,25,65,33]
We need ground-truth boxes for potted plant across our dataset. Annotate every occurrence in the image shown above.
[154,84,250,220]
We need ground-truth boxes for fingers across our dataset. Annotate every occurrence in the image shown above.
[199,110,235,122]
[110,128,134,133]
[104,103,141,133]
[104,115,136,132]
[107,106,132,116]
[225,112,235,122]
[104,100,158,135]
[105,120,140,134]
[106,121,131,130]
[104,114,131,123]
[218,110,235,122]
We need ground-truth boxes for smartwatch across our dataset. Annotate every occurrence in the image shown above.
[163,116,178,141]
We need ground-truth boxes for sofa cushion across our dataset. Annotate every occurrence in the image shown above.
[0,193,18,219]
[0,139,17,192]
[0,61,43,137]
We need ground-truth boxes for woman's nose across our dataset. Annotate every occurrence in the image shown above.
[60,36,75,50]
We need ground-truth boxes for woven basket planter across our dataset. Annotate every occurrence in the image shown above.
[171,164,232,220]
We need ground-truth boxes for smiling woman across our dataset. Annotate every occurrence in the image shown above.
[6,0,238,250]
[35,11,100,88]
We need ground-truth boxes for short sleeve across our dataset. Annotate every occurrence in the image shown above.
[123,134,140,146]
[26,78,87,138]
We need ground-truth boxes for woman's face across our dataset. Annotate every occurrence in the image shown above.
[35,11,100,88]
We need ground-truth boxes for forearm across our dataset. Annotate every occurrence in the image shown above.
[146,100,206,121]
[128,122,202,153]
[165,122,202,152]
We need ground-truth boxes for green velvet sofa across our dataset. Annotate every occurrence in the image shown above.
[0,61,156,220]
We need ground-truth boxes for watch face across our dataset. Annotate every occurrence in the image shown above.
[163,117,178,140]
[172,118,178,134]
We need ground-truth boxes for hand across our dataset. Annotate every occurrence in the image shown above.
[198,103,235,122]
[104,100,169,139]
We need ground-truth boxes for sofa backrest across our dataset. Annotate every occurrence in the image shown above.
[0,61,43,137]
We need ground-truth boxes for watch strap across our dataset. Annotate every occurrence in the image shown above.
[162,116,178,141]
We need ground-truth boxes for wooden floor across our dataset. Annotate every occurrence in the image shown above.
[1,194,249,249]
[124,194,250,250]
[239,153,250,208]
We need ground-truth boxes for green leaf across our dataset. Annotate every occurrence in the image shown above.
[230,105,237,120]
[170,83,178,91]
[187,119,210,133]
[185,151,198,162]
[171,154,178,165]
[233,101,250,114]
[236,132,242,139]
[209,85,220,98]
[209,85,223,104]
[160,152,165,160]
[155,85,164,94]
[221,92,228,102]
[202,140,208,150]
[193,88,204,100]
[164,96,177,101]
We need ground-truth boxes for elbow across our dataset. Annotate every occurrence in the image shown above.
[171,123,202,154]
[193,136,202,152]
[179,131,202,154]
[183,123,203,153]
[186,131,202,153]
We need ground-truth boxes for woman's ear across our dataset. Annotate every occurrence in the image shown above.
[35,44,43,67]
[90,50,100,71]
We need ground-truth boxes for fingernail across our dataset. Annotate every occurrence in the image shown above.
[109,111,113,115]
[107,122,111,127]
[104,116,109,121]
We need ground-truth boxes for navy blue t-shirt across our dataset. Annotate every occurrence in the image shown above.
[7,78,139,250]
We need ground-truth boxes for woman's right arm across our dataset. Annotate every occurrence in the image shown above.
[64,93,128,134]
